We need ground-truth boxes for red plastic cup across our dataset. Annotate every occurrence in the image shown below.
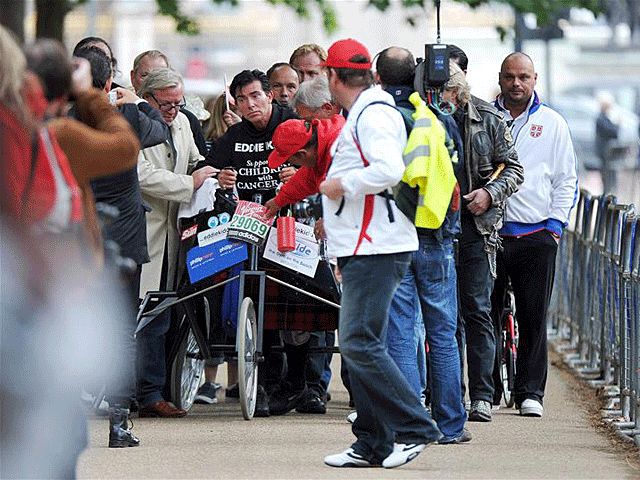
[277,216,296,252]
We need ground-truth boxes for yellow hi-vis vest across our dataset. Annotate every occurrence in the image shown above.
[402,92,457,229]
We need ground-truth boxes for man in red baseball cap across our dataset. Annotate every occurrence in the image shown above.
[319,39,442,469]
[265,115,345,216]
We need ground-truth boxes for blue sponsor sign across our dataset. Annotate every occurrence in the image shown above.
[186,239,247,284]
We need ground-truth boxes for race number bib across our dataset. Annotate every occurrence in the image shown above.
[226,200,272,246]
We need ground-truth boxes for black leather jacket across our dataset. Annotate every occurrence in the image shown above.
[463,96,523,238]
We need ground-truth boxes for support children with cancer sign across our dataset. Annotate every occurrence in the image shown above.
[226,200,273,246]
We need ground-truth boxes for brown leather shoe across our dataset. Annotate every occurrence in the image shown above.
[138,401,187,418]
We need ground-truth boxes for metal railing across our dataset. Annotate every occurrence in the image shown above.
[551,188,640,445]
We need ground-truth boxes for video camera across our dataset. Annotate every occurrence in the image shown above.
[291,194,323,220]
[413,1,454,114]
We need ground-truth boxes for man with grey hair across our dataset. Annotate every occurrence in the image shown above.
[136,67,217,418]
[130,50,208,156]
[446,52,523,422]
[290,76,340,120]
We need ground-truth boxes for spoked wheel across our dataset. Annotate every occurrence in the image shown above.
[237,297,258,420]
[170,321,205,411]
[501,348,516,408]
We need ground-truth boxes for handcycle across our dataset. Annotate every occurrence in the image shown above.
[136,192,340,419]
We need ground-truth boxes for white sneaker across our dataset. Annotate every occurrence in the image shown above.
[346,411,357,424]
[519,398,543,417]
[324,448,375,467]
[382,443,427,468]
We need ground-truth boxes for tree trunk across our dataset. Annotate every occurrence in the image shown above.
[0,0,26,43]
[35,0,72,41]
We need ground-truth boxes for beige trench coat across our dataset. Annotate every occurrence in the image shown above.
[138,112,204,297]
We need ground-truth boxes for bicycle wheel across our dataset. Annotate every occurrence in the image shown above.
[501,312,517,408]
[502,348,515,408]
[170,320,205,411]
[237,297,258,420]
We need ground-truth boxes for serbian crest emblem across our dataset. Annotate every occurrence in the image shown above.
[530,124,543,138]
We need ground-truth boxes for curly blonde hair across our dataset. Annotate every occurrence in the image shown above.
[444,61,471,107]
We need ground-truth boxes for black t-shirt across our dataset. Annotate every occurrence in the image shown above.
[203,104,298,203]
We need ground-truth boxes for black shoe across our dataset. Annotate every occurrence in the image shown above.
[295,391,326,414]
[269,384,306,416]
[225,383,239,399]
[254,385,270,417]
[108,407,140,448]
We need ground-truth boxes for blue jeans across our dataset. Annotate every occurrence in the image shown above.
[388,236,466,438]
[338,253,441,462]
[387,274,423,396]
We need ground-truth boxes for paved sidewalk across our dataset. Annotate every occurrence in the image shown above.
[78,357,638,479]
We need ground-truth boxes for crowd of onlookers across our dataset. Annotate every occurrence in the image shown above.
[0,22,578,473]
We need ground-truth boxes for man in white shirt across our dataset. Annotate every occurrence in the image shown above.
[319,38,441,469]
[493,52,578,418]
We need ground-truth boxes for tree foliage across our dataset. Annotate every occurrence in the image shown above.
[165,0,604,35]
[1,0,606,43]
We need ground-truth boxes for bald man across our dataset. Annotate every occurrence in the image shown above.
[493,53,578,418]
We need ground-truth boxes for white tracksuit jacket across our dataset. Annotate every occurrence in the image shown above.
[323,87,418,258]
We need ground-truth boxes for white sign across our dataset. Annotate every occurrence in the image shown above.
[198,224,228,247]
[262,223,320,277]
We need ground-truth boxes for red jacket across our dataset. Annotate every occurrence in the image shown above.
[273,114,345,207]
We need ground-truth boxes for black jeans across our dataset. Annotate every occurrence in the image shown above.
[457,216,495,403]
[493,230,558,405]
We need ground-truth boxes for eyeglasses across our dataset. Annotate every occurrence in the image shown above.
[149,93,186,113]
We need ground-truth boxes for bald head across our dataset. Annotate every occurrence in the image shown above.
[500,52,535,73]
[499,52,537,115]
[376,46,415,87]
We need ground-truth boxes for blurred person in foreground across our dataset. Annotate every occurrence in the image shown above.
[319,38,441,469]
[492,52,577,418]
[0,26,134,478]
